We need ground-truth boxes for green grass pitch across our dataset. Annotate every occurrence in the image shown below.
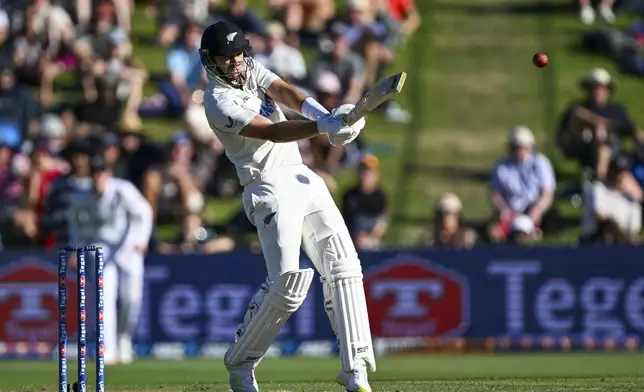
[0,353,643,391]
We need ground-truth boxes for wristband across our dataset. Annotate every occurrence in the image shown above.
[301,97,330,121]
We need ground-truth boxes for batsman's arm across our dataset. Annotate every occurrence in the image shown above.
[239,115,321,143]
[267,78,330,120]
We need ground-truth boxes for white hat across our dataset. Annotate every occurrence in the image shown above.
[508,126,535,147]
[40,114,67,138]
[266,21,286,41]
[346,0,369,10]
[582,68,614,89]
[436,193,462,213]
[511,214,535,234]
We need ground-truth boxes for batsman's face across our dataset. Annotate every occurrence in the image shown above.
[215,53,245,83]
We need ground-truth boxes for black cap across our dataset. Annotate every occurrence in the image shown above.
[61,138,93,160]
[200,21,251,57]
[101,132,119,148]
[610,155,631,173]
[90,155,110,172]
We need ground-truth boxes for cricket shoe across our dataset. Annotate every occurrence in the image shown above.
[118,335,133,364]
[336,362,371,392]
[228,363,259,392]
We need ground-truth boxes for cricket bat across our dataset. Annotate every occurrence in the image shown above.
[343,72,407,126]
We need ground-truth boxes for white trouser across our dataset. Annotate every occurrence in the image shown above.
[243,165,339,280]
[102,250,144,361]
[241,165,376,372]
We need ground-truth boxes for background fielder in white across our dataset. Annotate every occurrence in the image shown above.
[69,164,153,365]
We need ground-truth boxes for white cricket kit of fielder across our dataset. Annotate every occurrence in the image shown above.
[204,59,376,372]
[92,178,154,362]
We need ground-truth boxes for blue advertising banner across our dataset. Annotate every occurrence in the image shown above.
[0,247,642,358]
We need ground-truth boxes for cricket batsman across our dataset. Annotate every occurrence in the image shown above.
[199,21,375,392]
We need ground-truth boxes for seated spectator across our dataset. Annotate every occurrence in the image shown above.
[156,212,235,254]
[254,21,307,85]
[101,30,147,128]
[507,214,540,246]
[27,0,76,54]
[40,138,96,246]
[0,122,35,246]
[581,155,642,245]
[426,192,477,248]
[378,0,421,37]
[488,126,557,243]
[556,68,641,179]
[13,7,62,108]
[74,0,146,126]
[0,63,39,140]
[62,75,123,135]
[310,25,366,104]
[150,22,206,119]
[220,0,267,38]
[26,136,68,246]
[332,1,394,91]
[36,114,69,157]
[267,0,336,37]
[95,131,130,180]
[74,0,124,101]
[157,0,216,47]
[142,132,206,226]
[578,0,615,25]
[341,154,388,250]
[117,124,166,188]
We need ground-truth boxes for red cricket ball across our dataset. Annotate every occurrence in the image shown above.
[533,52,548,68]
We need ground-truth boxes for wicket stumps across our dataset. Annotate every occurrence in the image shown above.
[58,246,105,392]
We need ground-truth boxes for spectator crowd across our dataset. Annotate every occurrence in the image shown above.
[0,0,419,252]
[0,0,641,252]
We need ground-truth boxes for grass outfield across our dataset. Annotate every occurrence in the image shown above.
[1,353,643,391]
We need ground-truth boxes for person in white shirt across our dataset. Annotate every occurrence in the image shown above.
[200,21,375,392]
[89,156,153,365]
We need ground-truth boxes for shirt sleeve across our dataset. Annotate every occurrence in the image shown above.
[535,154,556,190]
[252,59,281,91]
[119,179,154,250]
[204,92,258,135]
[490,162,504,192]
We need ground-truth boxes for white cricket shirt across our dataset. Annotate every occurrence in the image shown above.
[203,59,303,186]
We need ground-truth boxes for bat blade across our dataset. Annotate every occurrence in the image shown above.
[344,72,407,126]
